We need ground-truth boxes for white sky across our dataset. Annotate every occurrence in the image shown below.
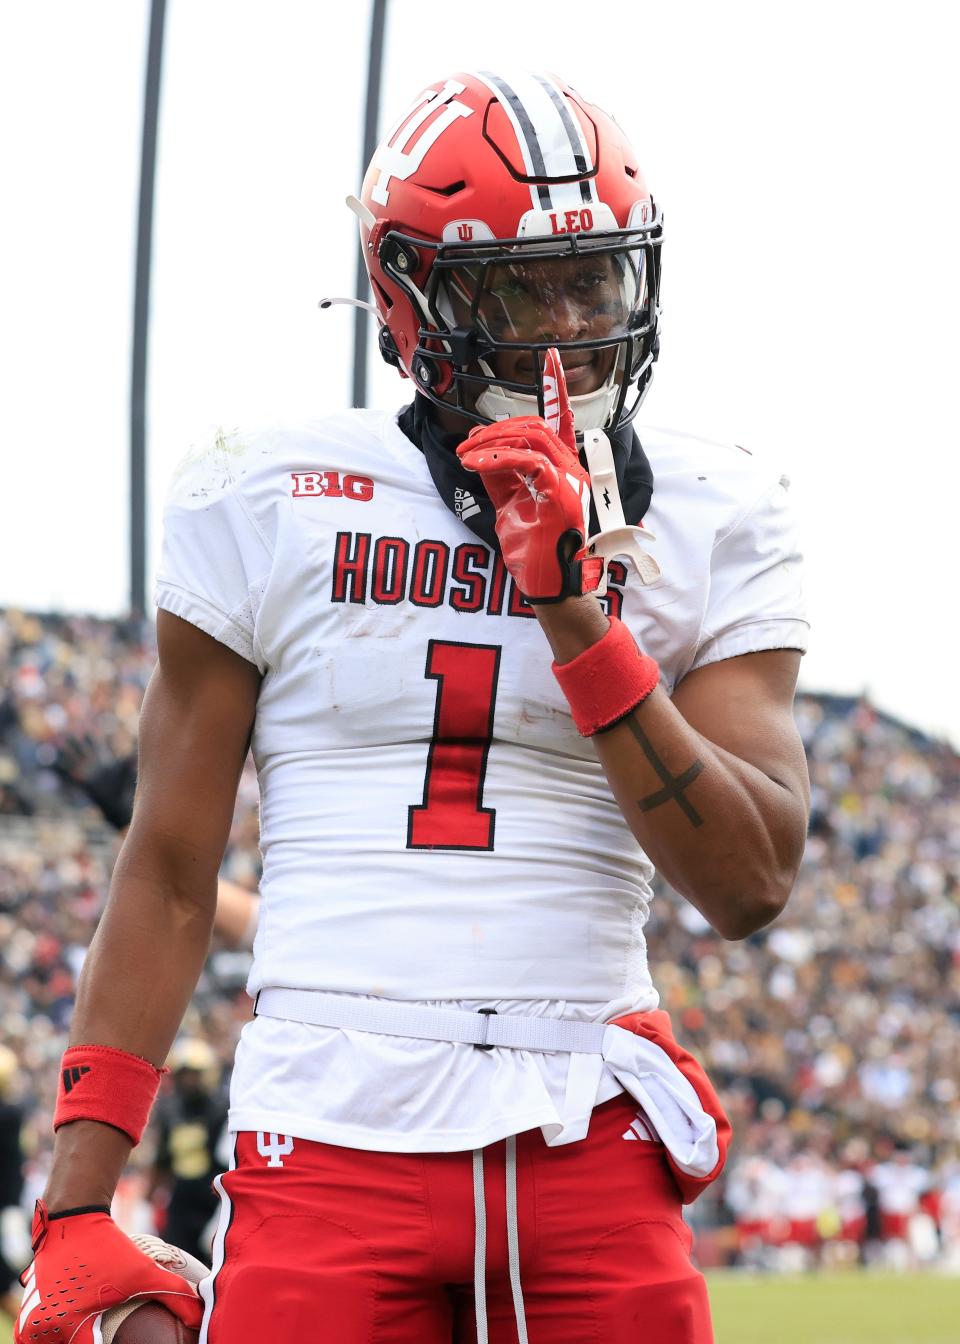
[2,1,959,742]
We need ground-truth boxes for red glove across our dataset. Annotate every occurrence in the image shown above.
[16,1201,203,1344]
[457,349,603,602]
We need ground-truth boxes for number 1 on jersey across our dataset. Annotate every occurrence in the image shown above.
[407,640,502,851]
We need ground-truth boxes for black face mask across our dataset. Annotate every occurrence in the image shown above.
[397,395,654,553]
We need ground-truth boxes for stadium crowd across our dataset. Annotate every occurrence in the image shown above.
[1,606,959,1273]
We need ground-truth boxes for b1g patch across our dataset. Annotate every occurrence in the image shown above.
[291,470,374,501]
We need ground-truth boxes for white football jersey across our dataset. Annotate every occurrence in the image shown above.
[155,407,808,1150]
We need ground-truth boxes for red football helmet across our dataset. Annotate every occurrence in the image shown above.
[353,70,663,434]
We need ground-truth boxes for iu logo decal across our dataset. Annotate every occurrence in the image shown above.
[291,471,374,501]
[371,79,474,207]
[257,1132,295,1168]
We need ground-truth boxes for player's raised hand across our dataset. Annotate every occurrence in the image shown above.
[457,349,602,602]
[16,1202,203,1344]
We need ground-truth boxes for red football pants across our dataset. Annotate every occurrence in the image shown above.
[203,1093,713,1343]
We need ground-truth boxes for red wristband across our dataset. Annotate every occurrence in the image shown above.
[54,1045,166,1146]
[552,616,660,735]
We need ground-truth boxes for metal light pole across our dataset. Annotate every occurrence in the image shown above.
[130,1,384,609]
[351,0,388,408]
[130,0,167,616]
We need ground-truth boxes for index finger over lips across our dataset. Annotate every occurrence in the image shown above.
[542,347,576,453]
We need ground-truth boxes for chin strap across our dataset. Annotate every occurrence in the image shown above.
[581,428,660,596]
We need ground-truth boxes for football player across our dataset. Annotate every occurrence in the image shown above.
[146,1040,228,1265]
[17,71,810,1343]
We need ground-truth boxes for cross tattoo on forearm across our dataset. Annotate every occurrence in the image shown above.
[624,716,705,828]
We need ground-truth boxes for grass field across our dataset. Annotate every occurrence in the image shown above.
[4,1274,957,1343]
[707,1272,959,1344]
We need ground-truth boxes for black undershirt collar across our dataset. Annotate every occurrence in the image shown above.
[397,395,654,552]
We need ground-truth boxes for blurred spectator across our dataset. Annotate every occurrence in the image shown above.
[147,1039,229,1264]
[1,607,959,1270]
[724,1153,788,1266]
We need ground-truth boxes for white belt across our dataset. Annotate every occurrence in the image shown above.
[253,987,720,1177]
[255,987,608,1053]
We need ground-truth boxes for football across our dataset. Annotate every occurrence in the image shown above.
[99,1234,208,1344]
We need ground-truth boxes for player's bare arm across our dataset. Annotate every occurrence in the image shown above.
[539,596,809,939]
[42,611,259,1215]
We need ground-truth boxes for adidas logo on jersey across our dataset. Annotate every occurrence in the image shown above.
[622,1113,656,1142]
[454,487,481,522]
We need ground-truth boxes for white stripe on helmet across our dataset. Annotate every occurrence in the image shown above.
[471,70,599,217]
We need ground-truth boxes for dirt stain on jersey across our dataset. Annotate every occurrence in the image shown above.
[168,427,253,506]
